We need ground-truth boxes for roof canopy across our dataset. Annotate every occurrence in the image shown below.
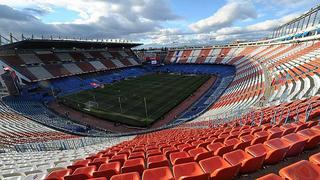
[0,39,142,51]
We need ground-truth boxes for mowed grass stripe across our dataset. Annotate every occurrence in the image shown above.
[60,73,210,127]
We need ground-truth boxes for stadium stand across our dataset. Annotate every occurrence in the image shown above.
[0,4,319,180]
[0,136,133,180]
[43,106,320,179]
[165,39,320,122]
[0,40,141,82]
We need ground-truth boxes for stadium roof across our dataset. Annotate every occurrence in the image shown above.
[0,39,142,51]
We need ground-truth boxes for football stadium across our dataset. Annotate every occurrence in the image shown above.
[0,1,319,180]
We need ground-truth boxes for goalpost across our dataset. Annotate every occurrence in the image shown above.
[83,101,99,111]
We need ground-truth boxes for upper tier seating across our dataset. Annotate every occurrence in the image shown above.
[0,48,140,82]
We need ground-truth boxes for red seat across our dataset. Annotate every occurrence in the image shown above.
[267,127,283,140]
[172,142,184,148]
[311,125,320,132]
[292,122,308,132]
[310,152,320,166]
[146,149,162,158]
[45,169,72,180]
[297,128,320,149]
[251,131,269,145]
[307,121,318,128]
[205,137,217,143]
[110,172,140,180]
[279,160,320,180]
[192,140,204,147]
[263,138,290,164]
[240,125,250,131]
[147,155,169,168]
[93,162,121,179]
[121,158,145,175]
[102,152,115,158]
[256,173,283,180]
[65,166,96,180]
[250,126,262,134]
[225,133,239,141]
[88,157,108,169]
[163,147,179,159]
[67,159,91,172]
[280,124,296,136]
[181,145,196,152]
[233,138,251,150]
[87,177,107,180]
[238,128,251,137]
[169,151,194,165]
[207,142,233,156]
[261,124,273,131]
[117,149,131,156]
[146,145,158,151]
[173,162,209,180]
[133,147,145,153]
[159,144,171,151]
[199,156,239,180]
[188,147,213,162]
[212,137,225,143]
[281,133,308,156]
[129,152,145,159]
[197,141,211,149]
[245,144,268,164]
[177,144,191,151]
[224,138,241,149]
[142,166,174,180]
[109,154,128,166]
[223,149,264,173]
[86,154,103,161]
[240,134,254,144]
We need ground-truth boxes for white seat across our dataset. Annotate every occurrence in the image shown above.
[24,170,46,180]
[1,173,25,180]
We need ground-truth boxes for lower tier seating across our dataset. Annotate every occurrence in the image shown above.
[45,120,320,180]
[0,136,134,180]
[257,151,320,180]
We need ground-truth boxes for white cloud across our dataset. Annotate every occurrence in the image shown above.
[0,0,314,47]
[247,14,298,31]
[138,13,299,48]
[189,0,257,33]
[204,13,298,41]
[0,0,180,41]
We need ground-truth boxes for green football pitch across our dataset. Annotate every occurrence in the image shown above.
[60,73,210,127]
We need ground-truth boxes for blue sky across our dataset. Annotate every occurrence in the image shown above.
[40,7,80,23]
[0,0,318,46]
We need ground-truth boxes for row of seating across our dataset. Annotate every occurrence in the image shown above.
[165,40,320,122]
[0,100,80,148]
[45,117,320,179]
[257,152,320,180]
[166,45,266,120]
[187,95,319,130]
[0,136,134,180]
[2,97,107,136]
[0,48,140,82]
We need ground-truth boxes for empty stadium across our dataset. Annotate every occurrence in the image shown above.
[0,1,320,180]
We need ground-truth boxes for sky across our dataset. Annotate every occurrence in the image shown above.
[0,0,318,47]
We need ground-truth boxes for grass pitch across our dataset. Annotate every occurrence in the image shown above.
[60,73,210,127]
